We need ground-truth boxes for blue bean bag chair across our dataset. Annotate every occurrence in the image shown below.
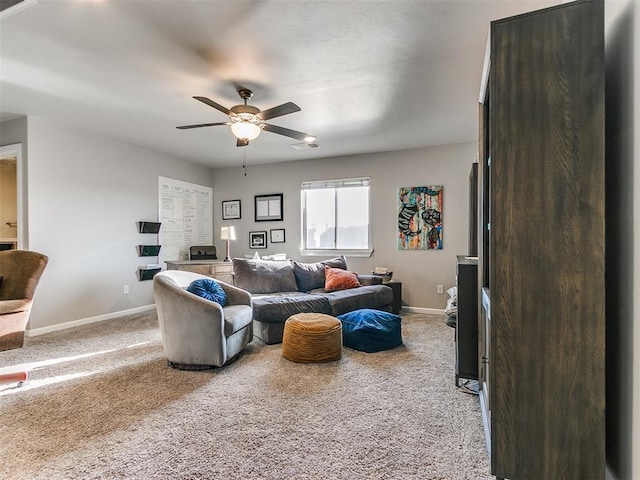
[337,309,402,352]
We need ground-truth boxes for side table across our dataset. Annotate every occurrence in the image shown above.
[165,260,235,285]
[384,281,402,314]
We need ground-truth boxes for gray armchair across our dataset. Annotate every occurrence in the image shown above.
[153,270,253,369]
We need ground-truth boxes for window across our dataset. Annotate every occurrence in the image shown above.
[301,177,371,256]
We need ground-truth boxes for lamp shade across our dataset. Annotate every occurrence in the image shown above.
[220,226,236,241]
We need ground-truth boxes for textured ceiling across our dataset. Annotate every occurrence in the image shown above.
[0,0,560,168]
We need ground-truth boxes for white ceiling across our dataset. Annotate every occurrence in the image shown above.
[0,0,560,168]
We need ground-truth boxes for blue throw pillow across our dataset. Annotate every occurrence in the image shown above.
[337,309,402,353]
[186,278,227,306]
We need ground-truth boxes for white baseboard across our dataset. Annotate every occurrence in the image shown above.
[25,304,440,336]
[401,306,445,315]
[26,304,156,337]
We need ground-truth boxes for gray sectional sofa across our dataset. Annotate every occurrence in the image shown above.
[232,256,394,344]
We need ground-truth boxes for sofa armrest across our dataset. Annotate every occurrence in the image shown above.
[356,274,382,286]
[217,280,252,306]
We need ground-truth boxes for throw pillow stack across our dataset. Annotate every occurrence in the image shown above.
[233,255,365,293]
[291,255,347,292]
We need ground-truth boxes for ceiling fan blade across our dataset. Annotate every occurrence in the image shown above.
[257,102,301,121]
[193,96,231,116]
[177,122,229,130]
[237,138,249,147]
[262,123,310,141]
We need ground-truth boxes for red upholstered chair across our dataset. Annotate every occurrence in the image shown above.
[0,250,48,352]
[0,250,48,385]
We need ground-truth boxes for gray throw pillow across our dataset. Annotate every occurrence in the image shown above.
[232,258,298,294]
[293,255,347,292]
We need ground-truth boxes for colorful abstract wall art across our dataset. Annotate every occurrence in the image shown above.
[398,185,443,250]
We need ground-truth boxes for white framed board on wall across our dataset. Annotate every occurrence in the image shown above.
[158,176,213,262]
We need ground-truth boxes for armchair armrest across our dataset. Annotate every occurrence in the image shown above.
[0,299,30,315]
[216,280,252,306]
[356,274,383,286]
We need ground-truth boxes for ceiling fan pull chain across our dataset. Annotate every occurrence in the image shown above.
[243,148,247,176]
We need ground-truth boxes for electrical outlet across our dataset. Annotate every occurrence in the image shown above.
[437,284,444,294]
[123,285,130,295]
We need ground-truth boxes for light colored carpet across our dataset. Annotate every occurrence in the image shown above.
[0,311,491,480]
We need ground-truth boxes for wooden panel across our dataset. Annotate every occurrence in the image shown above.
[489,0,604,478]
[213,264,234,274]
[177,264,212,275]
[165,260,236,284]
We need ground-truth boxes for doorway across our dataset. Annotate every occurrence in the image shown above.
[0,143,23,249]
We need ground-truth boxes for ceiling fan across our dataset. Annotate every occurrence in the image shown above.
[177,88,316,147]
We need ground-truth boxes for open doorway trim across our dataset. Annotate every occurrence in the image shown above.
[0,143,24,249]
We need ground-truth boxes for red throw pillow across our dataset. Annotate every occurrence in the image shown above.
[324,266,362,292]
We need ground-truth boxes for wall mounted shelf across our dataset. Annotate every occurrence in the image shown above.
[137,245,161,257]
[137,221,161,234]
[137,221,162,280]
[138,267,161,281]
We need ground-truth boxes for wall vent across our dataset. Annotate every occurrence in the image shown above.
[291,142,321,151]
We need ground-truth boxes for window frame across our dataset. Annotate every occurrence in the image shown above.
[300,176,373,257]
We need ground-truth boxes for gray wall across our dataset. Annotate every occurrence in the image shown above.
[211,142,477,309]
[1,116,212,330]
[605,1,639,478]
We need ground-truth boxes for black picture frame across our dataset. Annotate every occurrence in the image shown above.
[249,231,267,249]
[222,199,241,220]
[255,193,283,222]
[270,229,285,243]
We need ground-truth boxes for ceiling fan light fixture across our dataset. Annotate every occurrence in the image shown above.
[230,114,262,141]
[179,90,311,147]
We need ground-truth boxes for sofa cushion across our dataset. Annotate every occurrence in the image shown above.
[337,308,402,352]
[292,255,347,292]
[251,292,332,324]
[325,284,393,316]
[324,266,362,292]
[233,258,298,294]
[186,278,227,305]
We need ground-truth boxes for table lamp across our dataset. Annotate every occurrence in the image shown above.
[220,226,236,262]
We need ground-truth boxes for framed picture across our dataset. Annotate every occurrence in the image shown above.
[255,193,283,222]
[398,185,443,250]
[249,231,267,249]
[270,229,286,243]
[222,199,241,220]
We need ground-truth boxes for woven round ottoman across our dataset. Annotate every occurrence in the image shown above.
[282,313,342,363]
